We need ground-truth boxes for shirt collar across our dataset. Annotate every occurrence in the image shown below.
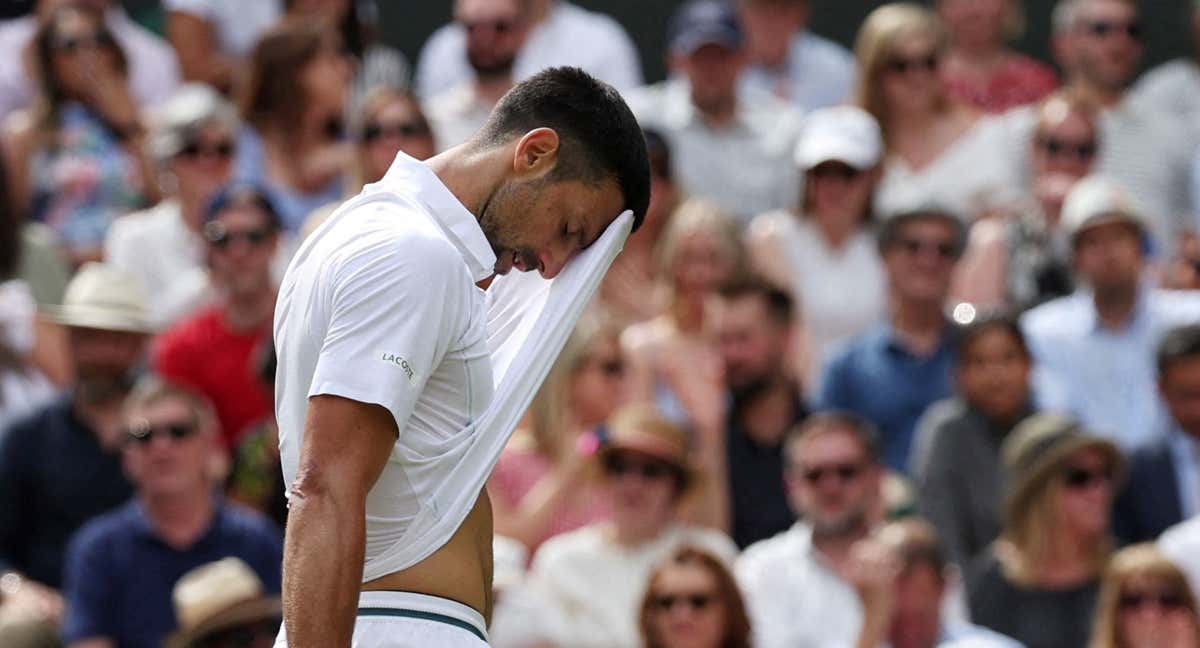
[1080,282,1150,334]
[128,494,226,543]
[380,153,497,282]
[881,319,955,357]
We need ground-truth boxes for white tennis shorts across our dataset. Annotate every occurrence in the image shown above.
[273,591,490,647]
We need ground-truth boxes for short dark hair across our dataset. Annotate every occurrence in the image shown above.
[204,182,283,232]
[643,128,673,181]
[1158,325,1200,377]
[717,275,795,328]
[477,67,652,231]
[785,411,882,466]
[877,208,966,258]
[955,312,1030,361]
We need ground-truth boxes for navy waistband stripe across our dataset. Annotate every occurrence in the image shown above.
[357,607,486,642]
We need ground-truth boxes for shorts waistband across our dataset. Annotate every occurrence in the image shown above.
[356,591,487,642]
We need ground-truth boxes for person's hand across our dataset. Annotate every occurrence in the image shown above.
[1161,231,1200,290]
[660,339,727,436]
[845,539,900,626]
[0,574,63,625]
[82,56,140,138]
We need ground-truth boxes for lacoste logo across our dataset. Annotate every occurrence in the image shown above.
[381,353,414,381]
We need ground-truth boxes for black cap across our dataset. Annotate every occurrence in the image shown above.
[668,0,742,55]
[203,182,283,230]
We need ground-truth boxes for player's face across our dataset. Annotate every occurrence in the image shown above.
[479,174,624,279]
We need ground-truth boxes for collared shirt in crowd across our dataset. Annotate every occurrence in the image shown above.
[726,392,808,549]
[415,1,642,99]
[625,77,803,225]
[740,30,856,112]
[1021,286,1200,450]
[0,396,132,589]
[61,498,283,648]
[816,323,957,473]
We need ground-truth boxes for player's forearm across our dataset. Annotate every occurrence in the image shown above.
[282,483,365,647]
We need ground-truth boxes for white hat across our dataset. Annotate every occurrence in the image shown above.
[1061,175,1146,243]
[166,558,281,648]
[794,106,883,171]
[42,263,153,334]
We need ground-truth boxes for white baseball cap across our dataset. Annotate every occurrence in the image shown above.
[794,106,883,171]
[1060,175,1146,244]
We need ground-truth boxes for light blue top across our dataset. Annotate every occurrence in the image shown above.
[740,30,856,112]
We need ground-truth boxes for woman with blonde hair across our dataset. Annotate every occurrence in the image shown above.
[854,3,1017,223]
[1090,544,1200,648]
[967,413,1123,648]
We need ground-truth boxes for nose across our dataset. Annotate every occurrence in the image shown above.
[538,246,571,279]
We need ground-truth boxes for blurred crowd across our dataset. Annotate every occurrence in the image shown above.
[3,0,1200,647]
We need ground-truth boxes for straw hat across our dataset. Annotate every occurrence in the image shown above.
[600,403,698,488]
[165,558,281,648]
[1001,413,1124,528]
[42,263,153,334]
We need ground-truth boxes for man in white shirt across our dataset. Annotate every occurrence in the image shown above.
[416,0,642,99]
[273,67,649,647]
[734,0,855,111]
[625,0,803,225]
[427,0,528,152]
[0,0,181,122]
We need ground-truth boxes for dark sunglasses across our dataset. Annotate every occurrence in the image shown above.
[1082,19,1142,40]
[126,419,198,445]
[204,223,273,249]
[363,121,430,143]
[653,592,715,612]
[1062,466,1112,490]
[810,163,862,181]
[51,31,115,53]
[585,357,625,377]
[461,19,516,35]
[895,237,960,260]
[603,453,678,480]
[800,462,863,485]
[1119,591,1188,612]
[1037,136,1097,160]
[885,54,939,75]
[180,140,235,160]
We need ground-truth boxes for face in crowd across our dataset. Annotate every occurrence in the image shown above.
[1059,0,1143,92]
[359,92,436,183]
[785,423,881,537]
[204,198,281,298]
[956,322,1032,423]
[1072,220,1143,296]
[641,549,750,648]
[713,291,790,400]
[602,446,686,539]
[1052,447,1117,542]
[881,216,962,306]
[457,0,527,80]
[570,331,629,429]
[878,31,944,117]
[734,0,810,68]
[122,394,215,498]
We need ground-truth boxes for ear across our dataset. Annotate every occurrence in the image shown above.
[512,127,560,180]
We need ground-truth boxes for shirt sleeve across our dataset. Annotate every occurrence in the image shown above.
[308,234,464,437]
[61,527,117,643]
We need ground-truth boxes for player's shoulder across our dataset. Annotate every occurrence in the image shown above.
[321,197,467,279]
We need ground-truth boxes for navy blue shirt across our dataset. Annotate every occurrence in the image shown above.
[61,498,283,648]
[816,323,956,472]
[726,393,808,549]
[0,397,133,587]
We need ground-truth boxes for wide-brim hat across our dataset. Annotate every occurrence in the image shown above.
[598,403,698,488]
[1001,413,1125,529]
[165,557,281,648]
[164,597,281,648]
[42,262,154,334]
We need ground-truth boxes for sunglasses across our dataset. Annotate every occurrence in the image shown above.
[894,237,960,260]
[461,18,516,35]
[1082,19,1142,40]
[126,419,198,445]
[885,53,939,75]
[51,31,115,53]
[180,140,235,160]
[653,592,715,612]
[1119,591,1188,612]
[1061,465,1112,490]
[1036,136,1097,160]
[810,163,862,181]
[584,357,625,378]
[204,224,273,249]
[603,453,679,481]
[363,121,430,143]
[799,461,864,485]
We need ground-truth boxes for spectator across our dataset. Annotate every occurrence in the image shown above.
[936,0,1057,112]
[623,199,741,429]
[853,519,1022,648]
[911,315,1036,570]
[489,312,625,553]
[512,404,737,648]
[104,84,240,330]
[415,0,642,99]
[736,412,873,647]
[1050,0,1192,253]
[426,0,529,152]
[61,377,282,648]
[164,0,280,93]
[967,414,1120,648]
[733,0,856,111]
[955,90,1099,310]
[625,0,802,225]
[816,208,965,473]
[354,87,436,177]
[2,2,158,266]
[711,277,808,549]
[153,184,281,451]
[1088,544,1200,648]
[1114,325,1200,543]
[164,558,282,648]
[224,342,286,528]
[0,0,180,123]
[1021,176,1200,450]
[598,129,679,325]
[745,105,887,390]
[235,19,353,231]
[0,264,149,633]
[855,3,1018,224]
[638,547,752,648]
[1132,3,1200,135]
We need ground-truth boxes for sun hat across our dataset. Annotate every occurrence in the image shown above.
[599,403,698,488]
[165,558,281,648]
[42,263,153,334]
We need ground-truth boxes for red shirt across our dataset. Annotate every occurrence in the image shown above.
[152,306,273,451]
[943,54,1059,113]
